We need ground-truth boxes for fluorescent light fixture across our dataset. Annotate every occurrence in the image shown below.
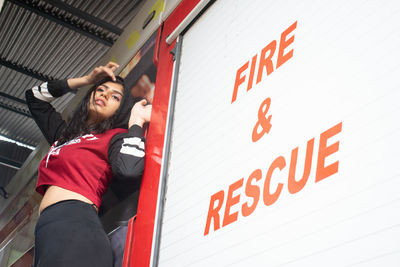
[0,135,35,150]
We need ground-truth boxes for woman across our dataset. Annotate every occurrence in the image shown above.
[25,62,151,267]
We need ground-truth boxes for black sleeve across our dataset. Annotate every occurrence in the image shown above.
[25,80,72,144]
[108,125,146,183]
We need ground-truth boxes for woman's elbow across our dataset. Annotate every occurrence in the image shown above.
[112,162,144,182]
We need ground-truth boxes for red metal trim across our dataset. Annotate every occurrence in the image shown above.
[122,216,136,266]
[126,1,202,266]
[128,36,176,267]
[163,0,202,37]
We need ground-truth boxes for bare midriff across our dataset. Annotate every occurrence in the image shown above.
[39,185,98,214]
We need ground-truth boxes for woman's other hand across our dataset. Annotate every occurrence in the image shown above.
[67,62,120,90]
[129,99,152,128]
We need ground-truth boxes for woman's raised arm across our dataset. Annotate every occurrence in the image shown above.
[67,62,119,89]
[25,80,70,144]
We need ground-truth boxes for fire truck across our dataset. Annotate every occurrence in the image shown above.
[1,0,400,266]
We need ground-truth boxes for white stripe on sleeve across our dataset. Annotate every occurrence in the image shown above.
[119,137,145,157]
[32,83,55,102]
[39,83,55,100]
[120,146,145,157]
[122,137,141,146]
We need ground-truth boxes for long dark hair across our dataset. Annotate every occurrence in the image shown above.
[57,76,125,145]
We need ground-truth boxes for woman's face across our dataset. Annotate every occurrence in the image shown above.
[88,81,124,124]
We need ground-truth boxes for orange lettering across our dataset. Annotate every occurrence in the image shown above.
[263,156,285,205]
[222,178,244,227]
[204,190,225,236]
[232,62,249,103]
[242,169,262,217]
[288,138,314,194]
[316,122,342,182]
[247,54,258,91]
[256,40,277,84]
[277,21,297,69]
[204,121,343,235]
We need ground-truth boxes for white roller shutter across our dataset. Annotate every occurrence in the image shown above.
[157,0,400,266]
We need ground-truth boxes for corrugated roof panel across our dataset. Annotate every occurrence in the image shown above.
[0,108,41,145]
[13,119,43,145]
[65,0,143,28]
[1,67,40,99]
[115,2,143,27]
[1,3,112,77]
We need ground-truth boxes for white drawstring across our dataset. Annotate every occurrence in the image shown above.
[45,136,84,167]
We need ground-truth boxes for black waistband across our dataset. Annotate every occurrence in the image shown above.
[40,199,97,215]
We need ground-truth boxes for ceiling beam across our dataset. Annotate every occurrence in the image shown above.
[0,103,32,118]
[0,92,26,105]
[8,0,115,46]
[0,155,22,170]
[0,57,54,81]
[0,92,30,117]
[45,0,123,35]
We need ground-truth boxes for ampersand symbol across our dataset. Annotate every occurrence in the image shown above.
[252,97,272,142]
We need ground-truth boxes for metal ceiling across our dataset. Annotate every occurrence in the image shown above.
[0,140,31,192]
[0,0,144,187]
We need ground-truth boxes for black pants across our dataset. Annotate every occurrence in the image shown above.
[34,200,113,267]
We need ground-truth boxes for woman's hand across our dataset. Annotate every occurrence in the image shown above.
[129,99,152,128]
[67,62,120,90]
[85,62,119,84]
